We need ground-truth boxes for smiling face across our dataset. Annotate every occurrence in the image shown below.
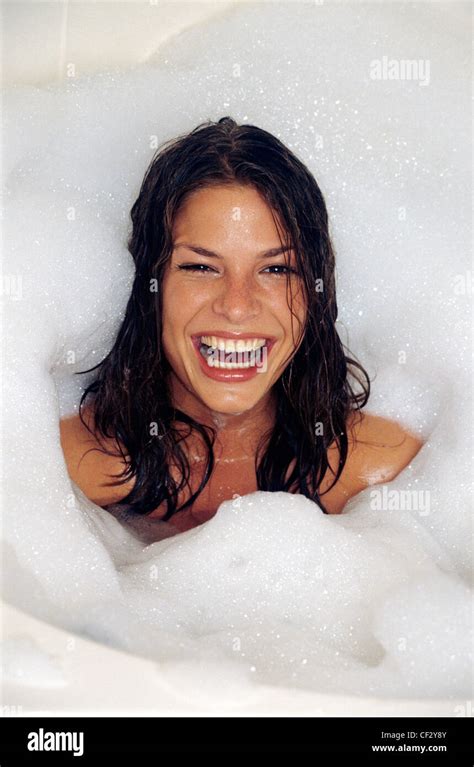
[161,184,307,421]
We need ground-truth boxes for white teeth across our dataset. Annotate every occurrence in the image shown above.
[207,359,252,369]
[197,334,270,370]
[200,335,267,352]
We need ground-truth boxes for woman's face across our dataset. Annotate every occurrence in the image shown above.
[161,184,307,417]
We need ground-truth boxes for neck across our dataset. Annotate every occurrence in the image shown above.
[167,373,277,457]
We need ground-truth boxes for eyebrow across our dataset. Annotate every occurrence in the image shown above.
[172,243,293,259]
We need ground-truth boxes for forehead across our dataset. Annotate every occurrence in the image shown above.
[172,184,289,249]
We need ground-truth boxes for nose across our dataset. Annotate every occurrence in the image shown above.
[211,271,262,322]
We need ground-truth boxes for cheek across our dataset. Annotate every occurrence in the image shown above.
[160,284,174,336]
[161,279,183,347]
[161,277,207,341]
[274,285,307,332]
[162,277,188,324]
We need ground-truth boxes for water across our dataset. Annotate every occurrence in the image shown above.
[2,1,472,703]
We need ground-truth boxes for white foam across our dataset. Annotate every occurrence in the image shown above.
[2,1,471,703]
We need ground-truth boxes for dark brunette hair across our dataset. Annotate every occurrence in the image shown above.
[77,116,370,518]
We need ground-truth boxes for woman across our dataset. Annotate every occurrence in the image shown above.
[60,117,422,543]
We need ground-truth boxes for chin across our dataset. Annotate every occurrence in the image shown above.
[203,399,258,416]
[199,391,264,416]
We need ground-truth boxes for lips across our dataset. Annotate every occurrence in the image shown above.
[190,333,276,381]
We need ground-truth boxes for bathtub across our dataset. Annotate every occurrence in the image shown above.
[2,601,465,717]
[2,0,472,718]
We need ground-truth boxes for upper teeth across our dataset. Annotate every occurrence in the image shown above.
[200,336,267,352]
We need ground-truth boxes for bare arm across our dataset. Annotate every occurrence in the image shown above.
[320,412,424,514]
[59,407,134,506]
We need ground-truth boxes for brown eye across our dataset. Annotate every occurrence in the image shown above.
[178,264,216,273]
[262,265,299,276]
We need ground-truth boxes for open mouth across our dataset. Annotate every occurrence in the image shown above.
[192,334,274,370]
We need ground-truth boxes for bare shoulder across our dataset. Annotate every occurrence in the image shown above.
[345,411,424,484]
[59,405,135,506]
[321,411,424,513]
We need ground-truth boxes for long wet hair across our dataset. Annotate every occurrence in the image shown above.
[77,116,370,518]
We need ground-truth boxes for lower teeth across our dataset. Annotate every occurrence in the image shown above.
[199,343,264,369]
